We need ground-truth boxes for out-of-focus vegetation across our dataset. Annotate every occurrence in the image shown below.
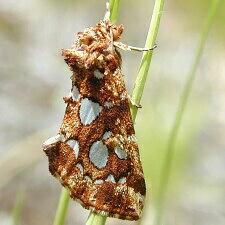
[0,0,225,225]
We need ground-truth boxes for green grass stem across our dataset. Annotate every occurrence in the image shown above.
[131,0,165,120]
[109,0,121,24]
[53,188,70,225]
[153,1,222,225]
[86,212,107,225]
[11,192,24,225]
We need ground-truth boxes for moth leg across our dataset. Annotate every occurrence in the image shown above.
[114,41,157,52]
[128,95,142,108]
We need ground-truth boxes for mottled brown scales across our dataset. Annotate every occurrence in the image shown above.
[43,19,146,220]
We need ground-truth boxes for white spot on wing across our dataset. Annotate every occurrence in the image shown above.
[71,85,80,101]
[43,134,63,148]
[76,163,84,174]
[94,70,104,79]
[66,139,79,159]
[84,176,92,182]
[105,174,116,183]
[75,50,84,58]
[120,91,127,100]
[115,146,127,159]
[115,118,120,125]
[74,121,79,128]
[89,141,109,169]
[61,168,67,177]
[104,101,113,108]
[102,131,112,140]
[94,179,104,184]
[118,177,126,184]
[79,98,102,125]
[128,135,137,142]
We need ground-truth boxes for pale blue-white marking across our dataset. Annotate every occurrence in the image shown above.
[115,118,121,125]
[66,139,79,159]
[118,177,126,184]
[104,101,113,108]
[94,179,104,184]
[94,70,104,79]
[105,174,116,183]
[79,98,102,125]
[71,85,80,101]
[120,91,127,100]
[115,146,127,159]
[76,163,84,174]
[84,176,92,182]
[89,140,109,169]
[102,131,112,140]
[43,134,63,149]
[127,135,137,142]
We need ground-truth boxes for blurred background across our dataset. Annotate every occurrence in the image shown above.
[0,0,225,224]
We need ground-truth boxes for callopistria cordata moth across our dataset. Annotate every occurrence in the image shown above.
[43,4,146,221]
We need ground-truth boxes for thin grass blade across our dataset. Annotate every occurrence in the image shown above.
[153,1,222,225]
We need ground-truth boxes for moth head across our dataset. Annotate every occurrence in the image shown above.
[111,24,124,41]
[77,22,124,46]
[62,22,123,71]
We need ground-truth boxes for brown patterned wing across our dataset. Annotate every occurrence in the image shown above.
[43,20,146,221]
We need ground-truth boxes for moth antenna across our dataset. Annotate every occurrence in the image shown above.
[104,0,110,21]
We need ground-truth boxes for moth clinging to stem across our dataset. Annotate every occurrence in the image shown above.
[43,1,155,221]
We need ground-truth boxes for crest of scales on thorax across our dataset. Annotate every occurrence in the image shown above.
[43,2,147,221]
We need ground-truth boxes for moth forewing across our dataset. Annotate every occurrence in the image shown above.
[43,19,146,221]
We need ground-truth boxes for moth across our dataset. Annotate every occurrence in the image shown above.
[43,2,153,221]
